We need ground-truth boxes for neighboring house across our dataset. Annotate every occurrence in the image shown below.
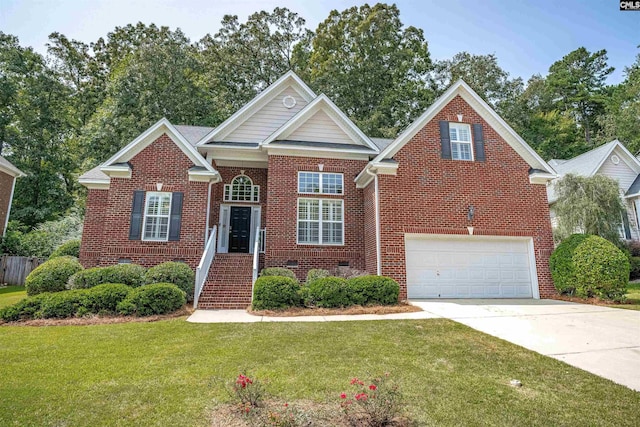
[547,140,640,240]
[78,71,556,308]
[0,156,24,236]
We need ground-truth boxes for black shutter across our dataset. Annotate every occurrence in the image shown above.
[129,190,145,240]
[473,124,486,162]
[623,210,631,240]
[168,192,184,241]
[439,121,451,159]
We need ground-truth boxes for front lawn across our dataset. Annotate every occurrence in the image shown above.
[613,282,640,310]
[1,319,638,426]
[0,285,26,308]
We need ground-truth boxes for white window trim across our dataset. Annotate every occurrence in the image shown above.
[297,197,345,246]
[297,171,344,195]
[449,122,474,161]
[142,192,172,242]
[224,174,260,203]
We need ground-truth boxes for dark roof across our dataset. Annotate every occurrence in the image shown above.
[627,174,640,196]
[370,137,393,151]
[174,125,215,146]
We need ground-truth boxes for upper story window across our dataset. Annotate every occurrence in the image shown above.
[298,172,344,195]
[224,175,259,202]
[449,123,473,161]
[143,192,171,241]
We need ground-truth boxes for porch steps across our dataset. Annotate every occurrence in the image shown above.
[198,253,254,309]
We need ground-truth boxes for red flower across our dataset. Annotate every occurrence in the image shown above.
[350,377,359,385]
[340,392,347,399]
[355,393,368,401]
[369,384,377,391]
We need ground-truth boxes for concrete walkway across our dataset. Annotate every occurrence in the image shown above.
[411,299,640,392]
[187,309,437,323]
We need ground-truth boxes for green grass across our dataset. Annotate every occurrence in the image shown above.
[612,282,640,310]
[0,319,638,426]
[0,285,26,308]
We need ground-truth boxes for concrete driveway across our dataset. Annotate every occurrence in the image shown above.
[411,299,640,392]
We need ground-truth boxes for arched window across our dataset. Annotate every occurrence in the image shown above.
[224,175,259,202]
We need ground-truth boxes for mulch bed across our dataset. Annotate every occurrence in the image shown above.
[249,302,422,317]
[549,295,628,307]
[1,306,193,327]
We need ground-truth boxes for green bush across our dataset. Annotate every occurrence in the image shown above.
[550,234,629,301]
[0,293,50,322]
[117,283,186,316]
[630,257,640,280]
[49,239,81,259]
[260,267,297,281]
[307,277,351,308]
[39,290,89,319]
[145,262,195,301]
[306,268,330,284]
[348,276,399,306]
[83,283,131,313]
[25,256,83,296]
[252,276,301,310]
[69,264,146,289]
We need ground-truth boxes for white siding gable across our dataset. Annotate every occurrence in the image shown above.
[286,110,355,144]
[223,87,308,143]
[597,147,638,193]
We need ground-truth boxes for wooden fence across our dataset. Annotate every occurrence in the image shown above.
[0,256,46,286]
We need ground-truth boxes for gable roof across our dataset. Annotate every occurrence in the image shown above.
[0,156,24,177]
[371,80,555,175]
[174,125,215,146]
[262,94,379,152]
[103,118,217,174]
[197,71,316,145]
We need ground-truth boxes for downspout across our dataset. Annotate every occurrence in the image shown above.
[3,176,17,237]
[365,168,382,276]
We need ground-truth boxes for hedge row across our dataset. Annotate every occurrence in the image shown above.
[24,258,195,301]
[0,283,186,322]
[252,274,399,310]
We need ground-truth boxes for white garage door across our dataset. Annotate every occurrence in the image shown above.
[405,235,536,299]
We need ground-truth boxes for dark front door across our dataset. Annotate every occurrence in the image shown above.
[229,206,252,253]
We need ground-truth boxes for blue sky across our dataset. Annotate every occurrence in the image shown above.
[0,0,638,84]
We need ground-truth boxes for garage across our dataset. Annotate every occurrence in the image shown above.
[405,234,538,299]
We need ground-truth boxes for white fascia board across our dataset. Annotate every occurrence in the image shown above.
[265,145,373,161]
[102,118,219,177]
[78,178,110,189]
[100,164,131,178]
[188,170,221,183]
[0,163,25,178]
[529,172,557,185]
[196,71,317,146]
[373,80,555,175]
[262,94,379,152]
[594,140,640,176]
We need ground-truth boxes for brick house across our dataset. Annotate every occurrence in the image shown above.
[0,156,24,236]
[79,72,556,308]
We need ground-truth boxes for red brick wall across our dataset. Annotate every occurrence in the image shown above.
[264,155,370,281]
[377,95,555,298]
[79,189,108,267]
[363,180,378,275]
[0,171,14,236]
[80,133,209,269]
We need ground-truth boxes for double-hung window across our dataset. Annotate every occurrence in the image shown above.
[142,192,172,241]
[297,172,344,245]
[449,123,473,161]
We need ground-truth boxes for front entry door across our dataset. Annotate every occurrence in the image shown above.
[229,206,252,253]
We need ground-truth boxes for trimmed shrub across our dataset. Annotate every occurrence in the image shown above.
[117,283,186,316]
[252,276,301,310]
[307,277,351,308]
[145,262,195,301]
[630,257,640,280]
[69,264,146,289]
[25,256,83,296]
[550,234,629,301]
[333,266,368,279]
[0,293,50,322]
[49,239,81,259]
[348,276,400,306]
[39,289,89,318]
[306,268,330,284]
[83,283,132,313]
[260,267,297,281]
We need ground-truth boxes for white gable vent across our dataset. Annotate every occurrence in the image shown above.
[283,95,296,109]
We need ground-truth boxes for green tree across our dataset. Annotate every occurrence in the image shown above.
[546,47,614,145]
[296,3,433,137]
[553,174,625,244]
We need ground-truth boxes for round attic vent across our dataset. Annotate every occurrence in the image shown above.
[282,95,296,109]
[611,155,620,165]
